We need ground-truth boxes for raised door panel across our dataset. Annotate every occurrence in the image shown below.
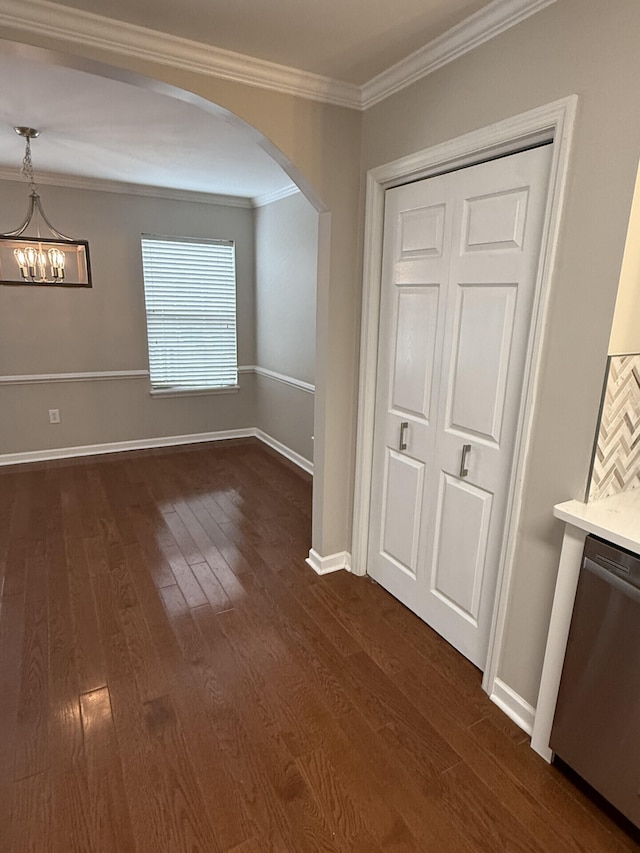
[398,203,445,256]
[394,203,446,285]
[430,474,493,624]
[390,286,440,422]
[446,283,518,445]
[462,188,530,253]
[380,450,425,578]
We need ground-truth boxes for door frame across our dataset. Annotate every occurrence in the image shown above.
[351,96,578,705]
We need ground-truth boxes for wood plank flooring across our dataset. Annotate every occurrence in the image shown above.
[0,438,638,852]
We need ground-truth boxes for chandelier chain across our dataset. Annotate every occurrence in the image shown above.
[21,137,38,196]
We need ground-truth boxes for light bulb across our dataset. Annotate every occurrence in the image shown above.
[13,248,29,279]
[48,247,65,280]
[25,246,38,268]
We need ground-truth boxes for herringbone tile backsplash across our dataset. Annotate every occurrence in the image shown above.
[589,354,640,501]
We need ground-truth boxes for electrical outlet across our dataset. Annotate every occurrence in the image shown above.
[48,408,61,424]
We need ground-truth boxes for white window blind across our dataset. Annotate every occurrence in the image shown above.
[141,235,238,390]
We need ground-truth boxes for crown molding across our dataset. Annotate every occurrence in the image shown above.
[0,0,361,109]
[0,0,556,112]
[252,184,300,208]
[361,0,558,108]
[0,166,254,207]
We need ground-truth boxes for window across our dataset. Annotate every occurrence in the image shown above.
[140,235,237,392]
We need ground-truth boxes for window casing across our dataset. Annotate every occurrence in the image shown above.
[140,235,238,392]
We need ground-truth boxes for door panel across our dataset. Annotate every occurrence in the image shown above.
[368,144,552,669]
[462,188,530,252]
[391,287,440,421]
[399,204,446,257]
[430,473,493,623]
[447,283,517,444]
[380,450,425,577]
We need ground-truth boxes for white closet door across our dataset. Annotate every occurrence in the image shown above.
[368,145,552,669]
[368,173,453,610]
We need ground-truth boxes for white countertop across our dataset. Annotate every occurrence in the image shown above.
[554,487,640,555]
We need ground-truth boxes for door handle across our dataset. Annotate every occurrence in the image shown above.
[459,444,471,478]
[399,421,409,451]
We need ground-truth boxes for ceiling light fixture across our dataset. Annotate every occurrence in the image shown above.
[0,127,92,287]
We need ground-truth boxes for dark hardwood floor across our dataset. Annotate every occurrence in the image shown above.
[0,438,637,852]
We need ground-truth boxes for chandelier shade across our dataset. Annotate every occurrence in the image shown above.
[0,127,92,288]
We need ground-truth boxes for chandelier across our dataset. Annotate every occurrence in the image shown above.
[0,127,92,287]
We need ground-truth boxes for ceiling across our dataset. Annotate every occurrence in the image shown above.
[0,0,501,200]
[47,0,493,85]
[0,49,293,202]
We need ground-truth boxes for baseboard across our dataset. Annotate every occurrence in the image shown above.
[490,677,536,736]
[254,429,313,476]
[0,427,313,475]
[0,429,255,467]
[305,548,352,576]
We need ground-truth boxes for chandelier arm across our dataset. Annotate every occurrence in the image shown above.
[1,194,38,238]
[33,195,75,242]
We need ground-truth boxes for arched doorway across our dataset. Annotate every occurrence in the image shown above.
[0,38,333,563]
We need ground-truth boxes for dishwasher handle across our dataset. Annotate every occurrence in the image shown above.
[583,556,640,604]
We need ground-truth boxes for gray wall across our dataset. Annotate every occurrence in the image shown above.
[362,0,640,707]
[254,191,318,462]
[0,179,256,454]
[254,375,315,463]
[255,191,317,385]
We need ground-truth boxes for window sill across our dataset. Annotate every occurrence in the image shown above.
[149,385,240,399]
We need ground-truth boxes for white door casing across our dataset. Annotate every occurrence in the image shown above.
[368,145,554,669]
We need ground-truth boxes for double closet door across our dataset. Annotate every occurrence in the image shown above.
[368,145,552,669]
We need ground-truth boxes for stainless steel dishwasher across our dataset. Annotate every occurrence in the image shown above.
[550,534,640,829]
